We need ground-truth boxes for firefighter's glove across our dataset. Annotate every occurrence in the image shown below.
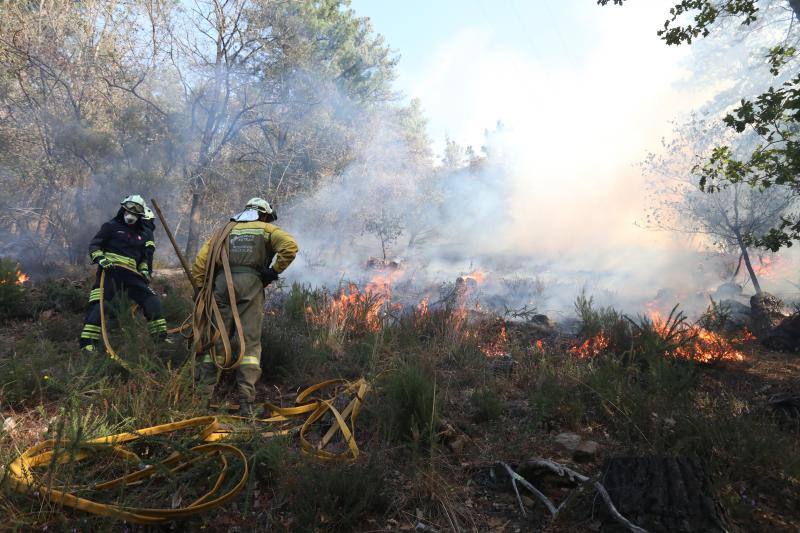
[260,267,279,286]
[97,256,113,270]
[139,269,151,283]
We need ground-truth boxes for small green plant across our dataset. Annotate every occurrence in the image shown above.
[698,298,732,331]
[160,285,193,325]
[470,385,503,423]
[528,354,585,429]
[626,305,695,366]
[574,291,631,354]
[382,357,439,447]
[283,282,315,321]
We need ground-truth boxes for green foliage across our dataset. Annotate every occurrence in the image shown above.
[602,0,800,251]
[283,282,315,321]
[34,278,86,315]
[528,354,586,429]
[160,286,193,326]
[363,208,404,260]
[0,259,26,320]
[470,385,503,423]
[626,305,695,366]
[0,0,422,263]
[382,357,439,447]
[698,298,733,331]
[573,292,631,354]
[767,44,797,75]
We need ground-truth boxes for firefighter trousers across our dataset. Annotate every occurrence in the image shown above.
[79,267,166,348]
[197,272,264,403]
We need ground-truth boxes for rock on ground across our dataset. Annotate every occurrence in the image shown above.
[554,432,582,452]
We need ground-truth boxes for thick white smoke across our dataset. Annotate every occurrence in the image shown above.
[278,1,800,319]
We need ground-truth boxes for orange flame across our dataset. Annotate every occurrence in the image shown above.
[648,309,745,363]
[306,270,405,333]
[463,269,486,283]
[480,324,508,357]
[1,269,28,286]
[569,333,610,358]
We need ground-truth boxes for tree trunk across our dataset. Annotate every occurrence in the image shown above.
[600,456,730,532]
[735,231,761,294]
[184,190,203,260]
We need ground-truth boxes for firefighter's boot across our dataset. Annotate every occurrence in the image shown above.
[238,400,264,418]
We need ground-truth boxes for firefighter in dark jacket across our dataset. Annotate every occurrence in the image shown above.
[79,195,167,352]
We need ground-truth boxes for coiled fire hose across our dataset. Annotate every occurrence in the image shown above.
[15,236,371,523]
[6,378,369,524]
[191,220,246,371]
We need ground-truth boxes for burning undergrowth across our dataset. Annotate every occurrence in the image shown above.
[570,295,750,364]
[284,265,754,366]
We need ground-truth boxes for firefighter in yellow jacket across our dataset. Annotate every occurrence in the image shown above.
[192,198,298,416]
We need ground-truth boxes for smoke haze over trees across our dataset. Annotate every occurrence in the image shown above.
[3,0,800,314]
[0,0,427,262]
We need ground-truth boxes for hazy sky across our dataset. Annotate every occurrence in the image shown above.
[349,0,690,154]
[348,0,709,253]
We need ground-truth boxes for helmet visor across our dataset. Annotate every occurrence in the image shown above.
[246,203,267,214]
[122,201,145,215]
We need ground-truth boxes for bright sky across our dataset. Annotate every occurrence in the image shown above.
[349,0,689,154]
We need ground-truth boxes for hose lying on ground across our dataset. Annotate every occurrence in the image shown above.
[6,378,368,524]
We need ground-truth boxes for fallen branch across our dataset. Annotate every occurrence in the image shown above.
[498,459,648,533]
[500,462,556,517]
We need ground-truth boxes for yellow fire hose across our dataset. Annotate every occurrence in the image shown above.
[26,235,368,523]
[192,220,246,371]
[7,378,369,524]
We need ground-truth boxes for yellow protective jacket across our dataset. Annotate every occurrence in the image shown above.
[192,221,298,288]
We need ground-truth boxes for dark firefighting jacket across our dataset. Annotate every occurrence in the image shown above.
[88,208,155,273]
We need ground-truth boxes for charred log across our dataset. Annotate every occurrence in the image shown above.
[600,456,730,532]
[762,313,800,352]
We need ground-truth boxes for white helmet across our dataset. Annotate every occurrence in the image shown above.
[120,195,146,216]
[245,197,274,215]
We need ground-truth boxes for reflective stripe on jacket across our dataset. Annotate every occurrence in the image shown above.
[88,210,149,270]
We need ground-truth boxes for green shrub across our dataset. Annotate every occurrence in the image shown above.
[283,282,315,322]
[261,314,326,381]
[528,355,585,429]
[0,333,70,406]
[284,456,388,532]
[698,298,732,331]
[382,357,439,447]
[470,385,503,423]
[35,278,86,314]
[573,292,631,355]
[0,258,27,320]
